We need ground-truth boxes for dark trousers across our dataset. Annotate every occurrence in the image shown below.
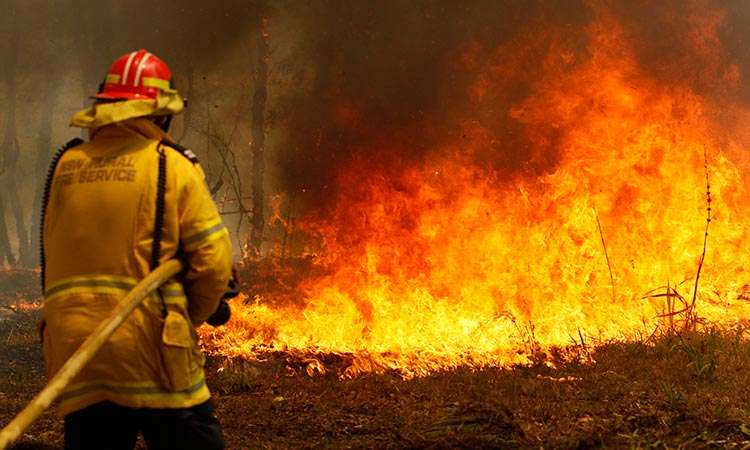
[64,399,224,450]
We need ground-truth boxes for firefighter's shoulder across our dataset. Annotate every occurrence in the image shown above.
[160,140,200,165]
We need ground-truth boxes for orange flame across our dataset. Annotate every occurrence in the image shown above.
[203,2,750,377]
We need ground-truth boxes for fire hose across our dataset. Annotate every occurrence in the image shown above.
[0,259,184,450]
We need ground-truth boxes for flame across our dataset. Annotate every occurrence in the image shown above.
[203,2,750,377]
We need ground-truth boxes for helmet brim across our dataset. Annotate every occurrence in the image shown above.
[72,90,185,128]
[92,91,148,101]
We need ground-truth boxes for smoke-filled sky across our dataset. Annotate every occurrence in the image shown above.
[2,0,750,256]
[271,0,750,211]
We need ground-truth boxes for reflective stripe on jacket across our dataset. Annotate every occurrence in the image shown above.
[42,118,233,416]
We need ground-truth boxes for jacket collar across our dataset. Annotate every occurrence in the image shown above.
[89,117,176,143]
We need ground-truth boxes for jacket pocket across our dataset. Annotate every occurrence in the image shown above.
[161,310,193,392]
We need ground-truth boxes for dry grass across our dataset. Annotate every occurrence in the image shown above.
[201,325,750,449]
[3,270,750,449]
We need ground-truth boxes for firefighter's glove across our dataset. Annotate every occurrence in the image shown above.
[206,298,231,327]
[223,278,240,299]
[206,279,239,327]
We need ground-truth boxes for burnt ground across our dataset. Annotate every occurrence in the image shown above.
[3,269,750,449]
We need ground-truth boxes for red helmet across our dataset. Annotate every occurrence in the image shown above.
[96,50,172,101]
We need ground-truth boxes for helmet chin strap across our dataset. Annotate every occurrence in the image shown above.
[153,115,173,133]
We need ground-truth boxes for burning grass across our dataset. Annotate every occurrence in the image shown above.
[4,272,750,449]
[3,2,750,447]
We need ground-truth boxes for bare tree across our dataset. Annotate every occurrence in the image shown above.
[0,32,24,266]
[249,7,270,259]
[28,73,61,268]
[0,91,16,265]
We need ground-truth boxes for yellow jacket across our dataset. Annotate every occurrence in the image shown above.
[42,118,233,416]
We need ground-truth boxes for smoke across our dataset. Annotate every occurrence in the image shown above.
[2,0,750,258]
[272,1,581,207]
[0,0,262,266]
[270,0,750,213]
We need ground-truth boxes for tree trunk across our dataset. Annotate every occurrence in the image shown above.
[28,81,60,268]
[0,194,12,266]
[180,59,195,142]
[249,9,269,259]
[0,40,19,266]
[7,168,29,266]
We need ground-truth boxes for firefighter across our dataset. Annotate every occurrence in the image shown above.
[40,49,233,450]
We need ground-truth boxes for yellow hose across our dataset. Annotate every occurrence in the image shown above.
[0,259,184,449]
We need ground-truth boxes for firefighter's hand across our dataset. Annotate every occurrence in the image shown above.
[207,270,240,327]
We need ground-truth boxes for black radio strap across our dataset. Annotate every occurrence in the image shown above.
[40,138,84,293]
[152,144,168,317]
